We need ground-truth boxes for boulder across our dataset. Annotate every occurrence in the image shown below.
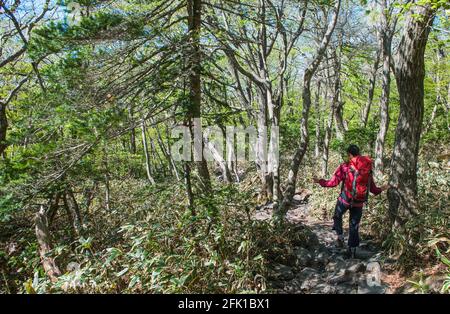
[335,283,356,294]
[313,249,330,267]
[294,247,313,268]
[365,262,382,283]
[298,267,319,279]
[271,264,295,281]
[347,262,366,274]
[293,189,312,203]
[328,269,354,284]
[311,283,337,294]
[300,276,320,291]
[357,279,386,294]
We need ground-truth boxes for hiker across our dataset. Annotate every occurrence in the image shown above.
[313,144,388,258]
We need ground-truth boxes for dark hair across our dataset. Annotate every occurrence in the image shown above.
[347,144,360,157]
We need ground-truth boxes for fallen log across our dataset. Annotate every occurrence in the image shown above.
[35,205,61,282]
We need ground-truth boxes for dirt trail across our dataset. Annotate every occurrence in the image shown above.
[253,197,399,294]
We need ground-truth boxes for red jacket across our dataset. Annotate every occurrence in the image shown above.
[319,162,382,207]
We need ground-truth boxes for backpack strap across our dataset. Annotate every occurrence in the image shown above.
[351,167,358,198]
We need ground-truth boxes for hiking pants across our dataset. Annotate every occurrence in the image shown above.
[332,200,363,248]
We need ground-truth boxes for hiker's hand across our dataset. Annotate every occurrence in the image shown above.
[313,177,320,184]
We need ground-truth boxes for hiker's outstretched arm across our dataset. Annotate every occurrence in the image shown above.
[370,176,383,195]
[318,165,345,188]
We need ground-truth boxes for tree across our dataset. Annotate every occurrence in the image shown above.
[205,0,309,203]
[0,0,52,156]
[374,0,397,178]
[361,49,380,128]
[277,0,341,216]
[387,1,437,228]
[187,0,212,192]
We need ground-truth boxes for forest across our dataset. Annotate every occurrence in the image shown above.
[0,0,449,294]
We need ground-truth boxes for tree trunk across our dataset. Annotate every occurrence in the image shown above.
[129,105,136,154]
[447,82,450,132]
[361,49,380,127]
[187,0,211,192]
[222,123,240,182]
[267,90,281,204]
[0,104,7,156]
[323,70,337,177]
[66,188,83,235]
[35,206,61,282]
[374,0,392,178]
[256,87,270,201]
[277,0,341,216]
[331,50,345,140]
[162,124,181,180]
[264,83,282,204]
[184,162,195,217]
[47,192,62,227]
[314,80,322,159]
[388,3,436,228]
[203,127,232,183]
[141,120,156,184]
[422,47,444,135]
[103,148,111,211]
[83,181,97,216]
[149,136,166,176]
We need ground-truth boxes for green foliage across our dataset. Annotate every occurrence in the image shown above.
[330,124,377,158]
[1,0,449,295]
[436,249,450,293]
[12,181,270,293]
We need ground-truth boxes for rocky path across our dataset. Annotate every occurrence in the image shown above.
[254,196,397,294]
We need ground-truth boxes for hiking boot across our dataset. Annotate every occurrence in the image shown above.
[336,235,344,248]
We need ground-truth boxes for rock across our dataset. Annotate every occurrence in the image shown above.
[287,279,302,290]
[252,210,272,221]
[293,189,312,202]
[357,278,386,294]
[299,267,318,277]
[313,250,330,267]
[293,229,320,248]
[356,261,385,294]
[311,283,337,294]
[283,280,298,293]
[271,264,294,281]
[325,257,347,272]
[324,261,334,271]
[300,276,320,291]
[270,280,285,289]
[365,262,382,283]
[294,247,313,268]
[335,283,355,294]
[347,262,366,274]
[325,261,337,273]
[328,269,353,284]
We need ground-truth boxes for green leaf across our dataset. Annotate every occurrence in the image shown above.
[116,267,129,277]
